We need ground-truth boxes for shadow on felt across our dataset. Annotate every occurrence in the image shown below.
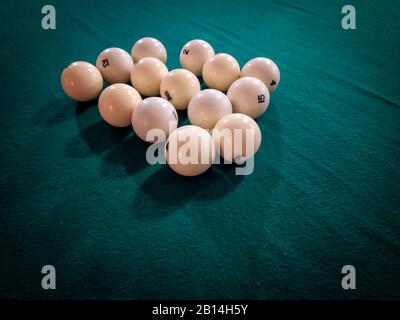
[99,135,150,178]
[65,100,128,156]
[33,98,77,127]
[64,100,148,177]
[192,99,284,265]
[131,161,244,219]
[63,95,283,225]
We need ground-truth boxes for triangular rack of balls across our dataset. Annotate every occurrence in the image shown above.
[61,38,280,176]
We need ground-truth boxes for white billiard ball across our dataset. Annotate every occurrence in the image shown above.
[160,69,201,110]
[213,113,261,163]
[131,37,167,64]
[132,97,178,142]
[240,57,280,92]
[227,77,270,119]
[61,61,103,102]
[130,57,168,97]
[98,84,142,127]
[165,125,216,176]
[96,48,133,84]
[202,53,240,92]
[180,39,215,76]
[188,89,232,129]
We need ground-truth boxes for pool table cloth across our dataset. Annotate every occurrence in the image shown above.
[0,0,399,299]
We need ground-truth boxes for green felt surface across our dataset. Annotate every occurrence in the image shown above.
[0,0,399,299]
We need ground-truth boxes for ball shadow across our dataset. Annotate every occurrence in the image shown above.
[199,77,208,90]
[76,99,98,114]
[131,163,243,220]
[99,135,151,178]
[33,98,76,128]
[189,100,283,244]
[65,101,131,159]
[177,109,189,126]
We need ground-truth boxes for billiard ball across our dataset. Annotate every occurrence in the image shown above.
[240,57,280,92]
[202,53,240,92]
[61,61,103,102]
[132,97,178,142]
[180,39,215,76]
[160,69,201,110]
[212,113,261,163]
[96,48,133,84]
[130,57,168,97]
[98,84,142,127]
[188,89,232,129]
[131,37,167,64]
[227,77,270,119]
[165,125,216,176]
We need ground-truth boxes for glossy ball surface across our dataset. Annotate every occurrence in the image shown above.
[202,53,240,92]
[240,57,280,92]
[160,69,201,110]
[180,39,215,76]
[130,57,168,97]
[131,37,167,64]
[61,61,103,102]
[132,97,178,142]
[96,48,133,84]
[165,125,216,176]
[227,77,270,119]
[188,89,232,129]
[213,113,262,163]
[98,84,142,127]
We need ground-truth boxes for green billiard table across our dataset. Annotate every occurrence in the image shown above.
[0,0,399,299]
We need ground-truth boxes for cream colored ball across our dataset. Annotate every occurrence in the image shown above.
[240,57,280,92]
[61,61,103,102]
[227,77,270,119]
[131,37,167,64]
[202,53,240,92]
[188,89,232,129]
[165,125,216,176]
[98,84,142,127]
[160,69,201,110]
[132,97,178,143]
[180,39,215,76]
[213,113,262,163]
[96,48,133,84]
[131,57,168,97]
